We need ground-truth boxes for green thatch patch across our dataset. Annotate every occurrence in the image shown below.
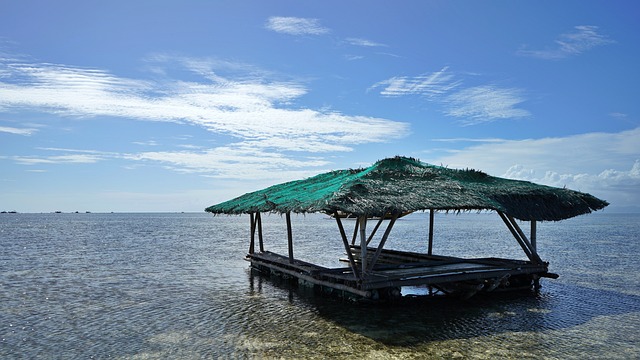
[205,156,608,221]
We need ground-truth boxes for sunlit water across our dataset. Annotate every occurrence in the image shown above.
[1,212,638,359]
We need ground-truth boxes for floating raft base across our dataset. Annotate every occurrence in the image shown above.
[247,246,557,302]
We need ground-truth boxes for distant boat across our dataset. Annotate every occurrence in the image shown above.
[54,211,62,214]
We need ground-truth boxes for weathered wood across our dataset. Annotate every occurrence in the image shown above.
[498,212,543,264]
[507,214,542,264]
[498,211,533,259]
[366,216,385,246]
[531,220,537,252]
[350,218,359,245]
[248,252,371,298]
[349,245,459,264]
[428,208,434,255]
[335,214,360,279]
[359,216,368,277]
[367,212,400,273]
[257,212,264,252]
[286,211,294,264]
[244,211,554,301]
[248,249,550,298]
[249,213,256,254]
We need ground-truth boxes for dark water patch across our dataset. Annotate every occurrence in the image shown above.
[245,269,640,346]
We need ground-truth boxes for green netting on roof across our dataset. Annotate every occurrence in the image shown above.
[205,156,608,221]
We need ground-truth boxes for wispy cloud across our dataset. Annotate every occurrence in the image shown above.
[265,17,330,35]
[9,148,116,166]
[345,37,387,47]
[0,125,38,135]
[431,137,508,143]
[518,25,614,60]
[126,147,330,180]
[344,54,364,61]
[370,68,528,124]
[0,55,409,176]
[132,140,159,146]
[444,85,530,125]
[0,57,408,150]
[369,67,460,98]
[13,154,104,165]
[8,145,332,182]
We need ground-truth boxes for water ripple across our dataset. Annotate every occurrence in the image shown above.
[1,212,639,358]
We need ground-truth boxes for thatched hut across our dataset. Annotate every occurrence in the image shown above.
[206,156,608,300]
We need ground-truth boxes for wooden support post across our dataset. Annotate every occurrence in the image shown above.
[498,211,532,259]
[366,216,385,246]
[286,211,294,264]
[359,215,368,277]
[530,220,537,252]
[249,213,256,254]
[507,214,541,263]
[257,212,264,253]
[498,212,542,264]
[350,218,359,245]
[428,209,434,256]
[335,214,360,279]
[530,219,540,290]
[368,212,400,273]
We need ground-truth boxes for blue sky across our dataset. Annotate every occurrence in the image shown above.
[1,1,638,213]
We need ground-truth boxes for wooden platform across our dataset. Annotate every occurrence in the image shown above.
[247,246,557,301]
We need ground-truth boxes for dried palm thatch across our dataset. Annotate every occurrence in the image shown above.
[205,156,608,221]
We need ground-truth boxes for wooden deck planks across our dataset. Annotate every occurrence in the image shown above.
[247,249,550,298]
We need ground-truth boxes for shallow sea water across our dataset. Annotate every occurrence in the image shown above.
[1,212,638,359]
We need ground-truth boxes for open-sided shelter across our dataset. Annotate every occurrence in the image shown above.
[206,156,608,300]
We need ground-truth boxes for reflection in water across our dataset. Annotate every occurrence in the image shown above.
[247,268,640,341]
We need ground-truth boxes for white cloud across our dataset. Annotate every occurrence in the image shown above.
[132,140,159,146]
[345,54,364,61]
[518,25,614,60]
[345,37,387,47]
[7,145,329,182]
[444,85,530,124]
[125,147,331,182]
[265,17,330,35]
[0,57,409,157]
[0,125,37,135]
[432,137,508,143]
[13,154,104,165]
[370,67,460,98]
[371,69,529,124]
[429,127,640,211]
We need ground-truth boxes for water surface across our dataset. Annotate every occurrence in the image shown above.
[1,212,638,358]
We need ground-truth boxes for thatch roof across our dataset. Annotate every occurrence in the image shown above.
[205,156,608,221]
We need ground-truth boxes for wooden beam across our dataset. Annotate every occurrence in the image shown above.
[497,212,542,264]
[366,216,385,246]
[498,211,532,259]
[359,215,368,277]
[257,212,264,252]
[530,220,537,252]
[334,214,360,279]
[286,211,294,264]
[428,209,435,256]
[249,213,256,254]
[507,214,542,263]
[350,217,359,245]
[368,212,400,273]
